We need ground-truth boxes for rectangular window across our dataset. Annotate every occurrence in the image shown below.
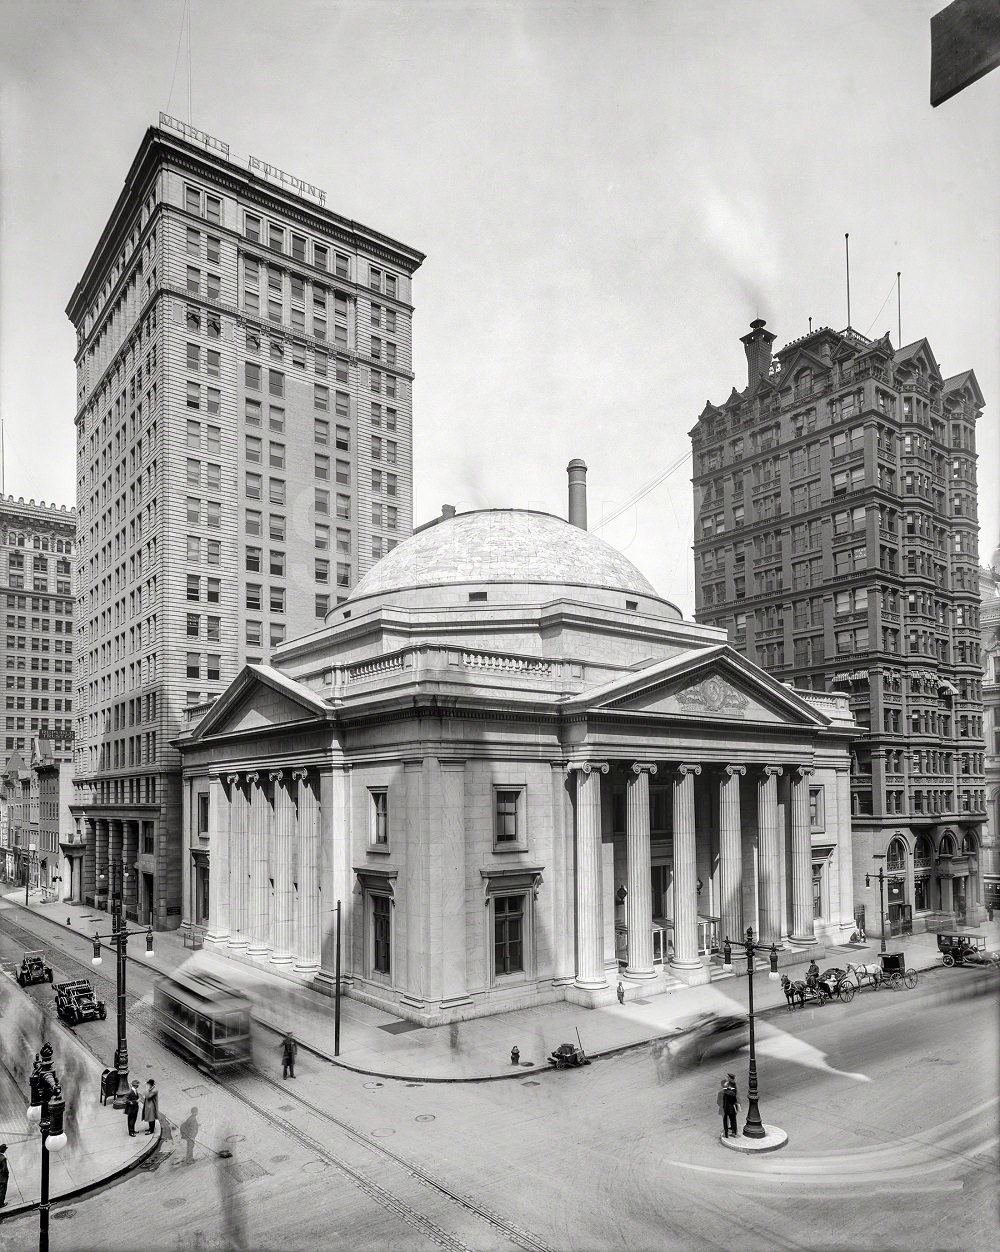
[205,194,221,225]
[494,788,522,845]
[315,488,330,515]
[269,514,285,540]
[269,442,285,469]
[245,362,261,391]
[314,384,329,411]
[315,418,330,446]
[315,594,330,618]
[315,524,330,551]
[186,652,200,679]
[372,894,390,975]
[370,788,389,845]
[245,509,262,536]
[270,550,285,576]
[269,478,285,505]
[315,454,330,481]
[809,788,825,831]
[315,558,330,584]
[494,895,524,976]
[206,654,221,681]
[268,370,285,398]
[268,222,284,252]
[246,546,262,573]
[245,398,262,427]
[186,381,201,409]
[336,425,350,451]
[246,473,262,500]
[246,435,262,463]
[314,243,328,271]
[336,495,350,520]
[269,406,285,432]
[246,584,262,611]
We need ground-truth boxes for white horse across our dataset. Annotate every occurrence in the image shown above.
[845,960,883,988]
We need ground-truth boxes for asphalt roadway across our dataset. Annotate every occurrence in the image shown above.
[0,897,996,1252]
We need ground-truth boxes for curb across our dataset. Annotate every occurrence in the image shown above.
[0,1126,162,1220]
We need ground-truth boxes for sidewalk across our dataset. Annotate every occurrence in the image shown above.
[9,890,1000,1084]
[0,964,159,1218]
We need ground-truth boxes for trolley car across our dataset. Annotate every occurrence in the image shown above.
[152,969,253,1072]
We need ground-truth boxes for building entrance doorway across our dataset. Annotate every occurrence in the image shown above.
[140,872,154,925]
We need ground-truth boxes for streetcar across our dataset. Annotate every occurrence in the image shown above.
[151,968,254,1072]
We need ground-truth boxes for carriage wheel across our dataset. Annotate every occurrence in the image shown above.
[886,972,902,990]
[903,970,917,989]
[838,982,855,1003]
[942,953,955,968]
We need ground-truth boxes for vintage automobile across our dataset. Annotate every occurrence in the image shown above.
[16,950,54,987]
[53,979,107,1025]
[659,1011,750,1071]
[936,933,1000,968]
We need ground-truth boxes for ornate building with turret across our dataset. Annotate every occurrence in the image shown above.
[691,320,987,938]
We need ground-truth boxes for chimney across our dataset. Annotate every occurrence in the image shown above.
[441,504,456,519]
[567,459,587,530]
[740,318,777,389]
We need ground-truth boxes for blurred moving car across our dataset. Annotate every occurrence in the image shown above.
[17,950,54,986]
[660,1011,750,1070]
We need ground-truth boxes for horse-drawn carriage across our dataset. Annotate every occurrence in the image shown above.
[936,933,1000,968]
[832,953,917,1001]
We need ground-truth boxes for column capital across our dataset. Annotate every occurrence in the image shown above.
[568,761,610,776]
[269,769,284,784]
[762,765,783,780]
[723,764,746,778]
[673,763,702,779]
[791,765,815,782]
[630,762,658,777]
[290,767,309,782]
[245,771,260,786]
[225,773,241,786]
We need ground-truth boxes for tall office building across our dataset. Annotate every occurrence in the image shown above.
[691,320,988,932]
[981,543,1000,912]
[66,117,424,927]
[1,496,76,756]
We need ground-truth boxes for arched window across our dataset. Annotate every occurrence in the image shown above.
[938,832,956,857]
[886,837,907,872]
[962,832,978,856]
[914,834,933,869]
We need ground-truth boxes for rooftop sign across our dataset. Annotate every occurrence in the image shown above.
[248,155,327,207]
[158,113,230,158]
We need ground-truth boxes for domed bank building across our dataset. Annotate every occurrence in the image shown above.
[178,464,857,1022]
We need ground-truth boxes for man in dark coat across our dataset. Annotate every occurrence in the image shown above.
[124,1080,140,1136]
[142,1079,159,1134]
[722,1075,740,1138]
[0,1143,9,1207]
[281,1033,298,1079]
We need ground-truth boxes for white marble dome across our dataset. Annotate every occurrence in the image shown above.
[345,509,681,617]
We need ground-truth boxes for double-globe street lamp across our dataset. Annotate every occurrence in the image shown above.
[27,1041,68,1252]
[91,860,155,1103]
[722,927,770,1139]
[865,854,903,954]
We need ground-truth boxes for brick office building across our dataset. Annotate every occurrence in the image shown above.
[691,320,988,936]
[66,117,423,927]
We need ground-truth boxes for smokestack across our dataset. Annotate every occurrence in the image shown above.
[567,459,588,530]
[740,318,777,389]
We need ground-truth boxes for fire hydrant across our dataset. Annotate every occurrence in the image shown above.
[511,1045,520,1065]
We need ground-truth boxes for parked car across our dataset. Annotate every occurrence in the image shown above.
[16,950,54,987]
[54,979,107,1025]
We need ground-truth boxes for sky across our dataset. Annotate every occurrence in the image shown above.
[1,0,998,616]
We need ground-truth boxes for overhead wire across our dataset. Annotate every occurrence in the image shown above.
[591,448,692,531]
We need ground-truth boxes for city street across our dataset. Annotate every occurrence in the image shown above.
[0,897,996,1251]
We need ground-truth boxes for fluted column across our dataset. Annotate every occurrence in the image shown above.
[670,764,702,971]
[573,762,609,990]
[757,765,783,946]
[123,822,139,914]
[206,776,230,943]
[625,763,657,979]
[790,766,816,944]
[94,819,109,904]
[270,770,294,965]
[293,769,321,976]
[246,772,269,957]
[227,775,249,952]
[82,819,96,902]
[108,820,123,894]
[719,765,745,948]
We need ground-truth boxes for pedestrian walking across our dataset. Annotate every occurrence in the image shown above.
[616,982,625,1005]
[142,1078,159,1134]
[280,1032,297,1079]
[721,1076,739,1139]
[179,1108,200,1164]
[0,1143,9,1208]
[124,1079,140,1136]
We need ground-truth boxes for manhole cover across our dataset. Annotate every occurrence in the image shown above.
[370,1128,395,1138]
[53,1209,77,1221]
[520,1060,535,1067]
[303,1159,330,1173]
[415,1114,435,1123]
[226,1159,270,1183]
[182,1085,209,1096]
[364,1081,384,1090]
[405,1083,423,1088]
[225,1134,247,1143]
[522,1081,541,1087]
[162,1197,188,1209]
[271,1154,290,1163]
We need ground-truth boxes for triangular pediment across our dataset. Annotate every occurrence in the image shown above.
[569,646,830,728]
[184,664,330,742]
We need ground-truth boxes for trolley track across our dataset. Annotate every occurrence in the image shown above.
[1,909,555,1252]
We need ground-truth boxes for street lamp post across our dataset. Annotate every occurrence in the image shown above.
[91,860,154,1103]
[27,1041,68,1252]
[722,928,767,1139]
[866,856,888,953]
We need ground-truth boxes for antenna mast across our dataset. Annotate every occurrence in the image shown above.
[845,233,851,329]
[897,272,901,345]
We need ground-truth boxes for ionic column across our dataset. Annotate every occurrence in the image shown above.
[572,762,609,990]
[719,765,745,948]
[670,764,702,971]
[270,770,294,965]
[790,766,816,945]
[206,776,230,944]
[245,772,269,957]
[625,763,657,979]
[227,775,249,952]
[757,765,783,946]
[293,769,321,976]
